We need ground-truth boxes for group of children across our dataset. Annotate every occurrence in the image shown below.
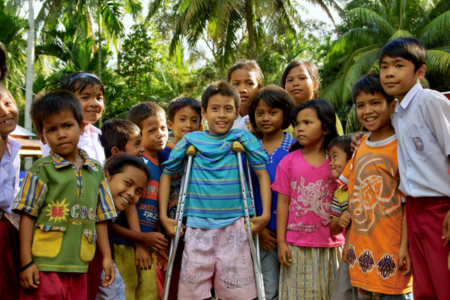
[0,36,449,300]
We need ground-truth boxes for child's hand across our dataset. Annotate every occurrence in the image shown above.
[351,132,364,152]
[160,217,184,240]
[250,216,270,235]
[101,256,115,287]
[442,210,450,247]
[155,249,169,271]
[342,240,350,263]
[142,231,169,251]
[259,228,277,251]
[20,264,40,289]
[338,212,351,229]
[398,244,413,276]
[278,242,291,266]
[135,243,153,270]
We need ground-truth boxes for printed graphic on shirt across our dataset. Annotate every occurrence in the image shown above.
[412,137,424,152]
[288,177,337,227]
[137,178,159,232]
[46,199,96,224]
[348,245,398,280]
[350,152,401,235]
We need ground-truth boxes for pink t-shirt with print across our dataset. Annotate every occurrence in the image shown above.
[272,150,345,248]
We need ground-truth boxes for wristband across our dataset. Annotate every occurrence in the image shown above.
[20,261,35,272]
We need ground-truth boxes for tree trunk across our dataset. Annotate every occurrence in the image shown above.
[244,0,256,59]
[97,0,103,127]
[25,0,35,170]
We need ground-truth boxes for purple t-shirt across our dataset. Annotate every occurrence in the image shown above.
[272,149,345,248]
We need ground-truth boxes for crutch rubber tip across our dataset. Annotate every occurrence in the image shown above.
[186,145,197,156]
[174,225,183,234]
[232,141,245,153]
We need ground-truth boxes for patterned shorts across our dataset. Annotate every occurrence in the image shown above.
[178,217,257,300]
[279,245,342,300]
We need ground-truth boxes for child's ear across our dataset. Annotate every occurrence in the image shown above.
[37,133,46,145]
[235,108,240,120]
[104,170,110,181]
[167,120,174,130]
[201,107,207,120]
[79,122,85,135]
[111,146,121,156]
[416,64,427,80]
[389,100,396,113]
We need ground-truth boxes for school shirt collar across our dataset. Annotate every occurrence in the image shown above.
[6,136,21,160]
[49,149,98,171]
[396,83,422,112]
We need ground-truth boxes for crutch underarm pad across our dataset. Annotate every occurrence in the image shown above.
[232,141,245,153]
[186,145,197,156]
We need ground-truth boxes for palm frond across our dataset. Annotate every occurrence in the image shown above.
[348,7,396,36]
[418,10,450,47]
[426,49,450,74]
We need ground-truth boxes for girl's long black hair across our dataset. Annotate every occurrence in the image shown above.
[290,99,338,152]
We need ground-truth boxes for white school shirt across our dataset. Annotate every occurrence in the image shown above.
[392,83,450,197]
[40,124,106,165]
[232,114,250,130]
[0,137,21,214]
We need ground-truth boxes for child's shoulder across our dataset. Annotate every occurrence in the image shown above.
[417,88,449,104]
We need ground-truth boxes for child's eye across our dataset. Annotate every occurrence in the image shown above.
[397,64,403,68]
[124,181,131,187]
[180,118,185,121]
[248,82,254,86]
[256,112,262,116]
[135,189,142,196]
[270,111,277,115]
[66,124,72,128]
[380,66,387,70]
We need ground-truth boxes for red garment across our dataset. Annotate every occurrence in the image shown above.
[20,272,87,300]
[406,196,450,300]
[157,239,184,300]
[0,216,21,300]
[87,249,103,300]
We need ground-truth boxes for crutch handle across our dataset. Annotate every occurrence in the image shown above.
[186,145,197,156]
[232,141,245,153]
[174,225,183,234]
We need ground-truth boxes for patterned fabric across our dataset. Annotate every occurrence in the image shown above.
[162,129,267,219]
[331,184,348,218]
[341,134,412,295]
[271,149,344,248]
[13,149,116,273]
[279,245,342,300]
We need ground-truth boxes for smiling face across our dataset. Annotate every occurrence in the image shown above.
[123,130,145,158]
[293,108,325,148]
[106,166,147,212]
[0,92,18,140]
[38,110,84,159]
[356,91,395,139]
[329,145,350,179]
[229,68,261,117]
[380,55,426,102]
[202,94,239,135]
[141,113,168,158]
[254,100,284,136]
[284,65,318,105]
[75,85,105,124]
[167,106,201,143]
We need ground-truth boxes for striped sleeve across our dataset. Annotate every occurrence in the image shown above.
[96,177,117,222]
[240,131,268,170]
[163,135,189,176]
[13,172,48,217]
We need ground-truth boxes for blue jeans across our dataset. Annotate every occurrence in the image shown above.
[260,247,279,300]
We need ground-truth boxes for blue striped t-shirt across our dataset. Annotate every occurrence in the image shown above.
[162,129,268,220]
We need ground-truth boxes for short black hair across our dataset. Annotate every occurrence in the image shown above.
[104,153,151,181]
[328,134,354,161]
[379,37,427,71]
[127,102,165,130]
[248,85,294,131]
[0,42,8,81]
[31,90,83,134]
[167,97,202,122]
[100,119,141,159]
[201,81,240,111]
[290,99,338,152]
[226,59,264,83]
[352,74,395,104]
[61,71,105,95]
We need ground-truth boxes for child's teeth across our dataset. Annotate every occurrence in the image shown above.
[120,196,130,204]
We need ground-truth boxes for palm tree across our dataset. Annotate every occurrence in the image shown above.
[322,0,450,108]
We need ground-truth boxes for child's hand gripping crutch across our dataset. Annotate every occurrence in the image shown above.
[162,145,197,300]
[233,141,266,300]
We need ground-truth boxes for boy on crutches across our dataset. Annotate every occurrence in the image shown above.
[159,81,271,300]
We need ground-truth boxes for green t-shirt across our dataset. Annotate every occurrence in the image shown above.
[13,150,116,273]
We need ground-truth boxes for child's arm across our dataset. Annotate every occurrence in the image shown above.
[330,211,351,235]
[444,210,450,270]
[398,204,412,276]
[96,221,115,287]
[108,221,168,250]
[251,169,271,234]
[125,207,153,270]
[19,213,40,289]
[158,173,179,239]
[342,223,352,263]
[277,193,291,267]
